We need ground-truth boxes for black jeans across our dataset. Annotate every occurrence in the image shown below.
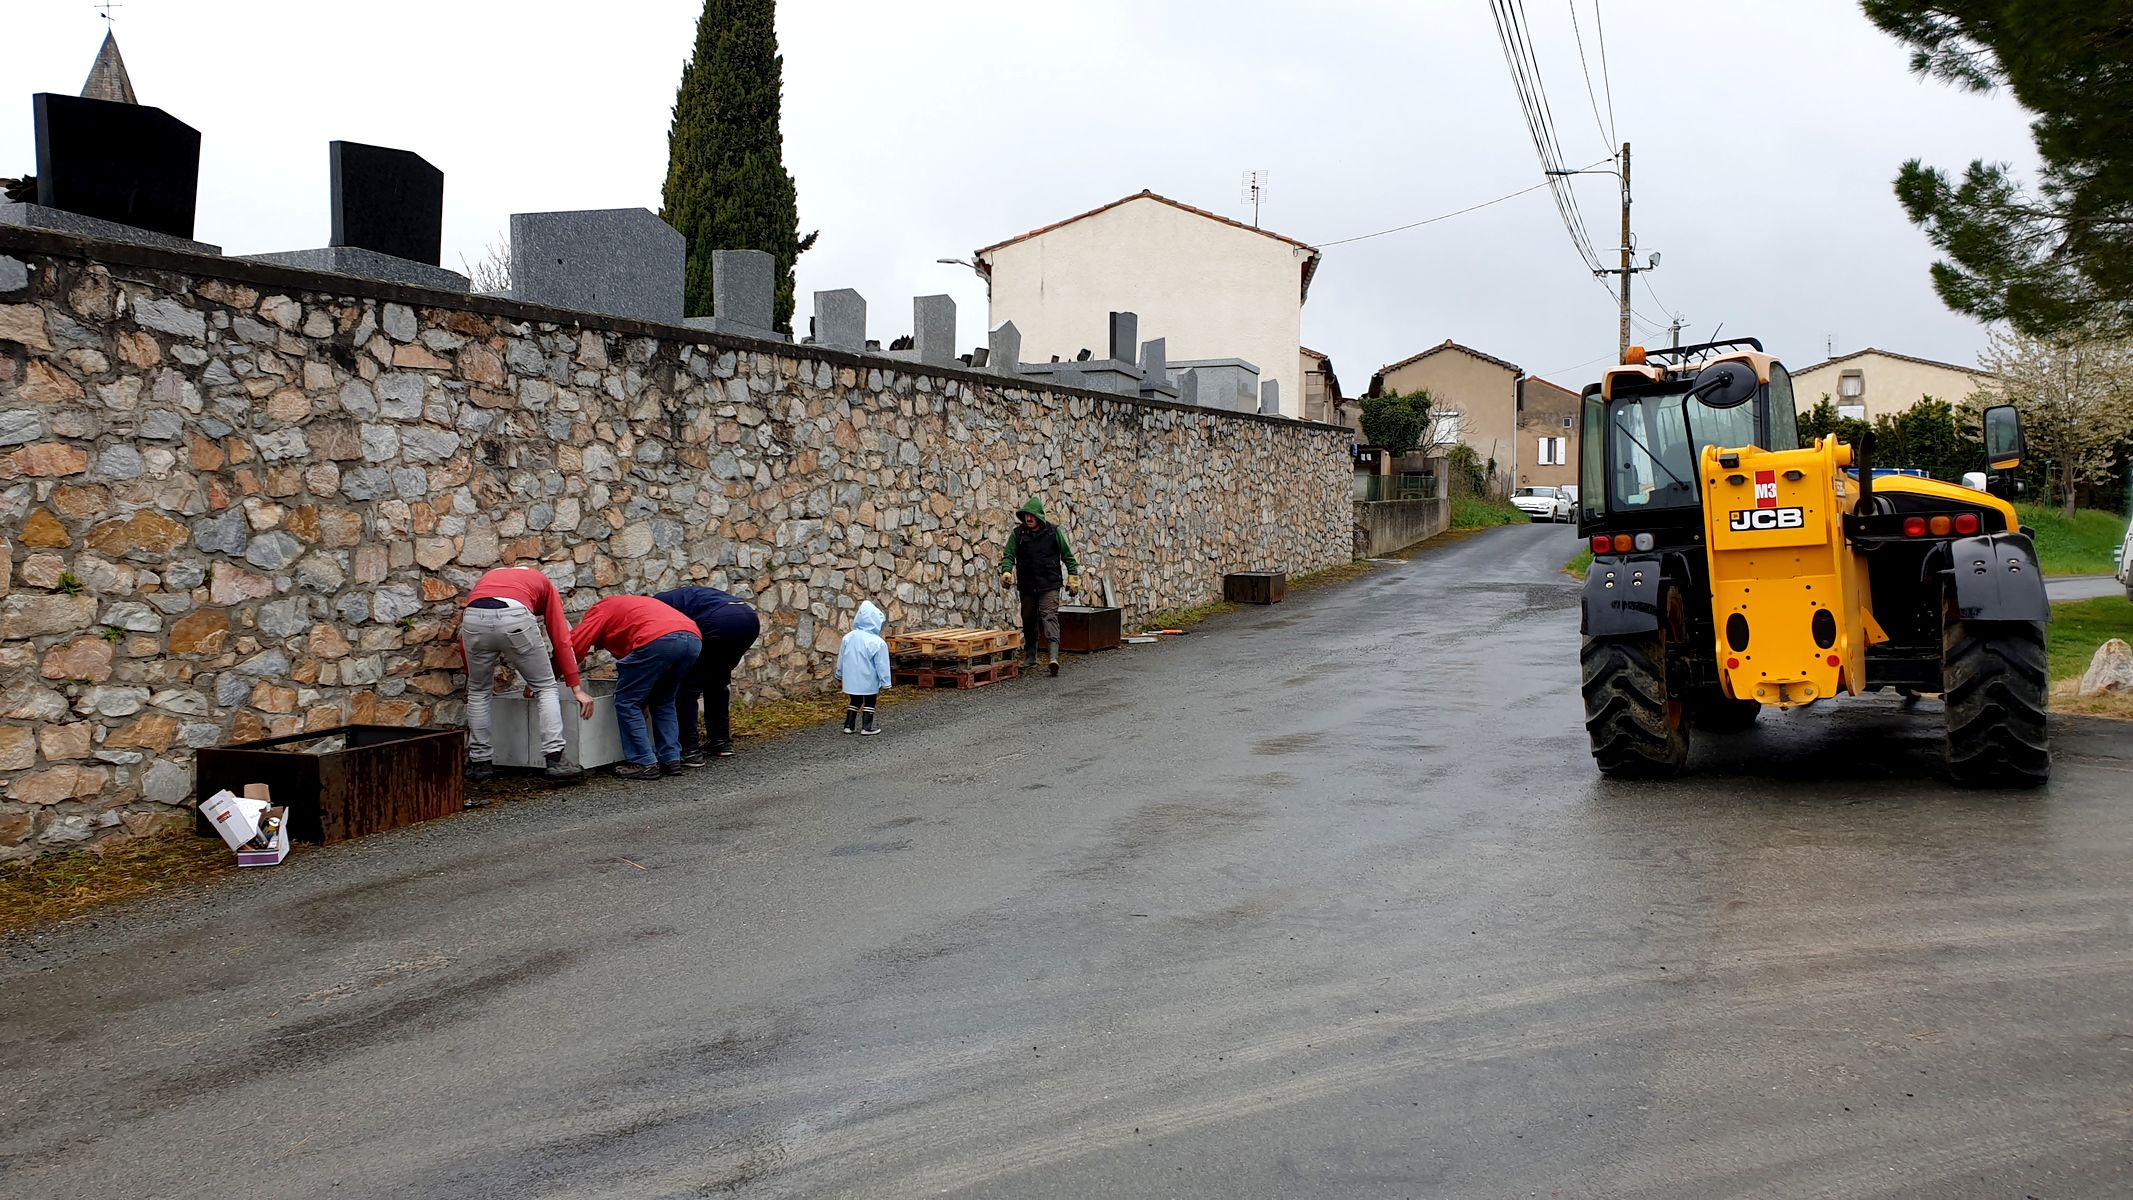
[677,606,761,754]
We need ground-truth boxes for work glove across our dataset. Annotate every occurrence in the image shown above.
[1000,572,1014,591]
[1066,574,1082,592]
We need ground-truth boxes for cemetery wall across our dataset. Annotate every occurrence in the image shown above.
[0,228,1351,858]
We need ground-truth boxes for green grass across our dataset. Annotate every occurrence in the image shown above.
[2047,596,2133,684]
[1567,547,1594,579]
[0,828,233,935]
[2016,503,2127,576]
[1449,495,1526,530]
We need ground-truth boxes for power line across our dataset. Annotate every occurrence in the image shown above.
[1489,0,1605,272]
[1314,175,1569,248]
[1593,1,1619,148]
[1566,0,1612,155]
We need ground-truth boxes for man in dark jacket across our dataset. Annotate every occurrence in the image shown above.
[999,497,1080,677]
[652,586,762,766]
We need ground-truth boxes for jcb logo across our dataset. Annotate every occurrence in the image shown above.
[1730,507,1805,531]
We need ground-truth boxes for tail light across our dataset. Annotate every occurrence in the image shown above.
[1928,515,1952,536]
[1954,512,1979,535]
[1902,516,1927,537]
[1611,534,1633,553]
[1590,535,1610,554]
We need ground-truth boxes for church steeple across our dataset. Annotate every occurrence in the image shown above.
[81,30,138,105]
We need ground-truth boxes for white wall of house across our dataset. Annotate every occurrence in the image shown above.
[1791,351,1989,423]
[980,196,1311,417]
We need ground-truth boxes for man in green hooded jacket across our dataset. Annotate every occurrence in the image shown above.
[999,497,1080,676]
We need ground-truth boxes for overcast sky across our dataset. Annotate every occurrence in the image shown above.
[8,0,2039,391]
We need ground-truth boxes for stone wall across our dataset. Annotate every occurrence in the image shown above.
[0,227,1351,859]
[1352,498,1449,558]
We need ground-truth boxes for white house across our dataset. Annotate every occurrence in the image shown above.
[974,191,1321,417]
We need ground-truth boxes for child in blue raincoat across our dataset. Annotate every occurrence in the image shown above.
[837,600,893,736]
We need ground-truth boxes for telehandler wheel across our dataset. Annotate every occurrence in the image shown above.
[1940,598,2050,788]
[1581,590,1690,777]
[1688,687,1761,732]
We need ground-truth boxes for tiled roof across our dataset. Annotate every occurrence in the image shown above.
[974,190,1321,301]
[1790,347,1987,376]
[1378,339,1524,378]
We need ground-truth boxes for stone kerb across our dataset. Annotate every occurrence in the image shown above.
[0,228,1351,859]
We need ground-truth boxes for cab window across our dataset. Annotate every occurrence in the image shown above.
[1765,362,1799,451]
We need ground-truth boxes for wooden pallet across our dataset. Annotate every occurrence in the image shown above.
[886,627,1024,660]
[893,659,1021,689]
[897,646,1021,671]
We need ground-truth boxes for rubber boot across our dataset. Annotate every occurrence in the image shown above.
[860,710,881,736]
[843,706,860,734]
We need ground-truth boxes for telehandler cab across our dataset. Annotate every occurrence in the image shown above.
[1576,339,2049,786]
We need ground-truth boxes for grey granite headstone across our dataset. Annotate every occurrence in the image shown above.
[970,347,990,368]
[1260,379,1281,416]
[989,320,1021,375]
[1168,359,1261,413]
[509,208,684,323]
[683,249,785,340]
[1107,311,1138,363]
[814,289,866,350]
[2,201,220,255]
[913,294,955,365]
[1179,369,1201,407]
[245,246,468,292]
[1138,338,1179,399]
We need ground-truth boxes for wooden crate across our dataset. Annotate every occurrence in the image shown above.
[1058,606,1123,652]
[893,659,1021,689]
[1223,571,1288,605]
[886,626,1024,660]
[193,725,465,845]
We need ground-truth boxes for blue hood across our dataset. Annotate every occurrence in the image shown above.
[854,600,885,635]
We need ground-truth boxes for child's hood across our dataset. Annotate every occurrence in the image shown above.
[853,600,885,635]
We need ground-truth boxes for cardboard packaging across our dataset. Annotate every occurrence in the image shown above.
[200,789,269,851]
[237,807,290,867]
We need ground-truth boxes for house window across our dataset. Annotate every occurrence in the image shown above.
[1838,371,1864,399]
[1431,410,1462,447]
[1561,415,1574,429]
[1537,435,1568,465]
[1838,403,1867,421]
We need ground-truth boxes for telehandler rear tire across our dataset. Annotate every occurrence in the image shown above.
[1941,599,2049,788]
[1688,687,1761,732]
[1581,630,1689,777]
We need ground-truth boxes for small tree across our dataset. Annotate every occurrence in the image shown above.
[459,235,512,294]
[1357,388,1434,457]
[1446,444,1489,496]
[1967,324,2133,514]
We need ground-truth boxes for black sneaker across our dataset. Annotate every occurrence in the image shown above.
[660,761,684,777]
[466,760,495,782]
[612,762,662,780]
[711,740,736,758]
[680,750,709,768]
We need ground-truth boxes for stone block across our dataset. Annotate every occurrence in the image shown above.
[813,289,866,351]
[1260,379,1281,416]
[244,247,469,293]
[913,294,955,365]
[989,320,1022,376]
[1168,359,1261,413]
[509,208,684,323]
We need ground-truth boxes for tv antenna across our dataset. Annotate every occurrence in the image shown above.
[1241,171,1267,228]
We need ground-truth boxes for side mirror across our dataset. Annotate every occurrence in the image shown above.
[1689,361,1758,409]
[1983,404,2024,471]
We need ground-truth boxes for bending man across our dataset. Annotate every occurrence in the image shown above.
[654,585,762,766]
[461,565,593,783]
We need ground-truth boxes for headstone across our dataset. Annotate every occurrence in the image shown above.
[814,289,866,350]
[330,141,444,264]
[509,209,685,323]
[1107,311,1138,363]
[970,347,990,368]
[1139,338,1178,400]
[989,320,1021,375]
[1260,379,1281,416]
[1179,369,1200,407]
[681,249,782,338]
[13,93,209,251]
[913,294,956,365]
[1169,359,1261,413]
[244,246,468,292]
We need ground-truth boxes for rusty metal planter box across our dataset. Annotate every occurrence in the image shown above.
[1222,572,1288,605]
[193,725,466,845]
[1057,606,1122,652]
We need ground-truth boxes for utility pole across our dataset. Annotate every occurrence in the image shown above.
[1668,314,1687,349]
[1617,142,1632,360]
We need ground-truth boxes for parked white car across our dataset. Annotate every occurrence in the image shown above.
[2116,513,2133,600]
[1511,485,1572,523]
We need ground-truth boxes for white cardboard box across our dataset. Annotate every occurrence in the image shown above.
[487,682,624,769]
[236,808,290,867]
[200,789,268,851]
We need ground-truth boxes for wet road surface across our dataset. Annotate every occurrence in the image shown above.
[2047,575,2127,602]
[4,523,2130,1199]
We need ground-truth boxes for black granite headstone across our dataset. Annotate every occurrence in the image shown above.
[33,93,201,239]
[330,141,443,266]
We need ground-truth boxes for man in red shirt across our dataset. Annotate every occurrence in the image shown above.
[571,594,703,779]
[463,566,595,783]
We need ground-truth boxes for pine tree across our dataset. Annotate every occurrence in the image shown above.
[661,0,817,332]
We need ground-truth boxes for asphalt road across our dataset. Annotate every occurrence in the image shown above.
[2047,575,2128,602]
[5,524,2130,1199]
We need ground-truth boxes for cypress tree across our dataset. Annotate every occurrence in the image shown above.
[661,0,816,332]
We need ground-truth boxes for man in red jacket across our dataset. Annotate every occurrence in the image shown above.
[462,566,595,783]
[571,594,703,779]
